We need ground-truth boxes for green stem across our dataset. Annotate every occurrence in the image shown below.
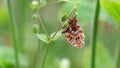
[36,11,50,39]
[67,0,80,19]
[7,0,19,68]
[51,23,62,39]
[91,0,100,68]
[17,0,26,52]
[41,43,50,68]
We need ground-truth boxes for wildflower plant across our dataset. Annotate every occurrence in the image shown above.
[30,0,84,68]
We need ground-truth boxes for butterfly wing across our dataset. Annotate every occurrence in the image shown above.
[65,26,85,48]
[62,16,85,48]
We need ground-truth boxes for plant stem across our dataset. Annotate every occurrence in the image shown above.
[17,0,26,52]
[7,0,19,68]
[51,23,63,39]
[67,0,80,19]
[41,43,50,68]
[36,11,50,39]
[91,0,100,68]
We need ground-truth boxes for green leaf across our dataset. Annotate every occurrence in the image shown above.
[100,0,120,23]
[50,30,62,41]
[36,34,50,43]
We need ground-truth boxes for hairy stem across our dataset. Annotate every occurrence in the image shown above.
[91,0,100,68]
[7,0,19,68]
[41,43,50,68]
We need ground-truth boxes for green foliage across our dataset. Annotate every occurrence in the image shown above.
[82,43,115,68]
[0,47,28,68]
[50,30,62,41]
[100,0,120,23]
[36,30,62,44]
[36,34,50,43]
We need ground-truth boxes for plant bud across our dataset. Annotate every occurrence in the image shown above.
[33,24,39,34]
[59,0,69,3]
[32,14,37,20]
[30,0,39,10]
[61,13,68,22]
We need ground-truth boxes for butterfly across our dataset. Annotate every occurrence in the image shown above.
[62,16,85,48]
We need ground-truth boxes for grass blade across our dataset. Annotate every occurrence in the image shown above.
[7,0,19,68]
[91,0,100,68]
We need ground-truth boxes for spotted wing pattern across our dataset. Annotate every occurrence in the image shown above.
[62,16,85,48]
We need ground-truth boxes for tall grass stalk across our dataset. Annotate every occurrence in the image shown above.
[7,0,19,68]
[91,0,100,68]
[16,0,26,51]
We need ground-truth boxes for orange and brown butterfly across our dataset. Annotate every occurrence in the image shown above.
[62,16,85,48]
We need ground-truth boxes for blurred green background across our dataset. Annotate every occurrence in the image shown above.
[0,0,120,68]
